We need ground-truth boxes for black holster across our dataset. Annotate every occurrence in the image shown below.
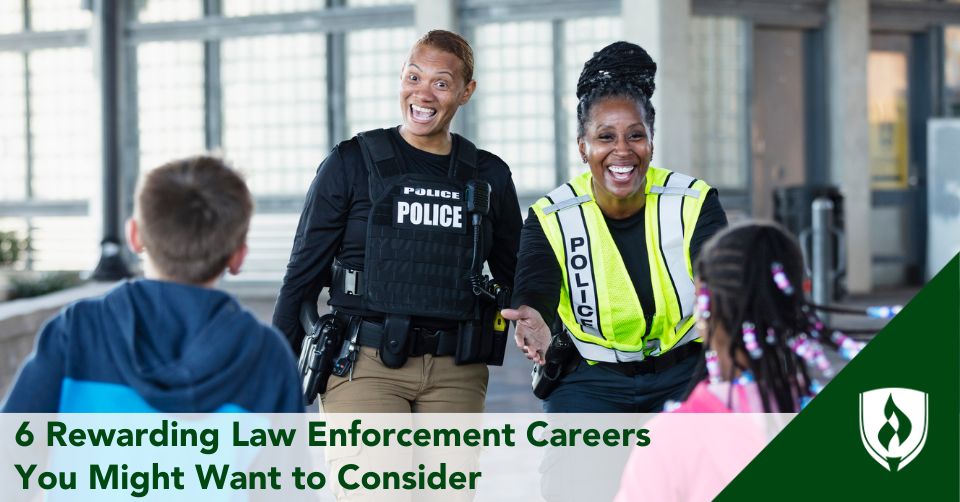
[531,330,580,399]
[298,302,347,405]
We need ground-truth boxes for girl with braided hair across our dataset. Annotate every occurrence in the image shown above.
[676,220,860,413]
[503,41,728,414]
[687,220,821,412]
[615,221,863,501]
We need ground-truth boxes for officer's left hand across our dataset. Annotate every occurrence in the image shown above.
[501,305,550,365]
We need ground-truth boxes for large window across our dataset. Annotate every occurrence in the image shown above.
[223,0,324,17]
[29,0,91,31]
[136,41,206,173]
[0,1,98,272]
[136,0,202,22]
[0,53,26,201]
[29,48,99,200]
[689,16,749,191]
[471,21,555,196]
[466,17,624,200]
[346,27,416,136]
[220,34,328,282]
[0,1,22,33]
[347,0,413,5]
[222,34,328,194]
[28,47,99,270]
[1,3,770,281]
[561,17,621,181]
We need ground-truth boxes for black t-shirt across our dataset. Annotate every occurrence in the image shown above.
[273,127,523,346]
[511,187,728,328]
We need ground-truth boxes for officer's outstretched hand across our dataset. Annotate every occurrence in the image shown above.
[501,305,550,366]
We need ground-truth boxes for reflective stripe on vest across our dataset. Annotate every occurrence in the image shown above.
[655,172,697,352]
[568,327,648,362]
[544,183,602,338]
[532,168,710,362]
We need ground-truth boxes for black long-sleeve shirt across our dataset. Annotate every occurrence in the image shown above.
[511,188,728,328]
[273,127,523,348]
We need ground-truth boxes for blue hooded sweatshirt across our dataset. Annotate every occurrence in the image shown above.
[2,280,304,413]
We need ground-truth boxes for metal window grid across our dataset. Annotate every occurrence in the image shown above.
[346,0,412,6]
[223,0,324,17]
[28,0,92,31]
[221,33,328,195]
[0,0,23,33]
[471,21,555,196]
[562,16,621,182]
[345,27,415,136]
[136,41,206,173]
[28,47,99,200]
[690,16,749,189]
[0,53,26,200]
[0,0,766,280]
[21,46,99,271]
[136,0,203,22]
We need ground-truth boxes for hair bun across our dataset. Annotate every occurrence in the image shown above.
[576,41,657,100]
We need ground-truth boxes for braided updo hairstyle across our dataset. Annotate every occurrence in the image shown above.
[576,41,657,139]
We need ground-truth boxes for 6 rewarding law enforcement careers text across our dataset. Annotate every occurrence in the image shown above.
[21,420,652,453]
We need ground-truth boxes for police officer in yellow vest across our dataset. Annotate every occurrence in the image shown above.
[503,42,727,414]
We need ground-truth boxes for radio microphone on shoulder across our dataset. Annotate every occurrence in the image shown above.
[466,179,491,222]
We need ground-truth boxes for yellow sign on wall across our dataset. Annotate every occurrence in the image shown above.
[868,51,910,190]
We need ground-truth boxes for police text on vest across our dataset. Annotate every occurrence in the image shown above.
[403,186,461,200]
[567,236,598,330]
[396,201,463,229]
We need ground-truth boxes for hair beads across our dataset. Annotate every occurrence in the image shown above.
[742,322,762,359]
[705,350,721,384]
[771,261,794,295]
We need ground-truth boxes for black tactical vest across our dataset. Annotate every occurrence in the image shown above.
[357,128,479,321]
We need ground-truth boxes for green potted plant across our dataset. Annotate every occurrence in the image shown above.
[0,231,23,301]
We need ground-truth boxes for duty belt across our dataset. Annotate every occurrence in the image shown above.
[597,342,702,377]
[354,318,459,357]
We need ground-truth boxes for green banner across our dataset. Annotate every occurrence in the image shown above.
[718,255,959,499]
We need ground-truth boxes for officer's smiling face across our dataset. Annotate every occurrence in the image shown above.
[579,96,652,210]
[399,44,476,148]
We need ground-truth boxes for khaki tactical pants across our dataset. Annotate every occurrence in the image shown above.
[321,346,488,413]
[319,346,488,502]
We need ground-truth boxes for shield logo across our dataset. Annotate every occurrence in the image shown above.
[859,388,929,472]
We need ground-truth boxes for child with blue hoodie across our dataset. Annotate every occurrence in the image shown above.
[2,156,303,413]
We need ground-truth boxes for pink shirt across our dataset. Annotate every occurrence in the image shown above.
[614,381,774,502]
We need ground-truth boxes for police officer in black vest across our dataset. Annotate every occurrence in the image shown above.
[273,30,522,413]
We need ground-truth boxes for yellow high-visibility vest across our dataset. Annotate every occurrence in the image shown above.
[532,167,711,362]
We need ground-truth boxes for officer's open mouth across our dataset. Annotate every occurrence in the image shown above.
[607,164,636,182]
[410,104,437,122]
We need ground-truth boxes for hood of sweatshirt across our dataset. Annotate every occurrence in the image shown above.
[94,279,273,412]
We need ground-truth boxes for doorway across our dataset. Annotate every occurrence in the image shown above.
[868,33,928,286]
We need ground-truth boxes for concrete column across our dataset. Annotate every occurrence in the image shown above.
[415,0,457,34]
[827,0,872,293]
[621,0,693,176]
